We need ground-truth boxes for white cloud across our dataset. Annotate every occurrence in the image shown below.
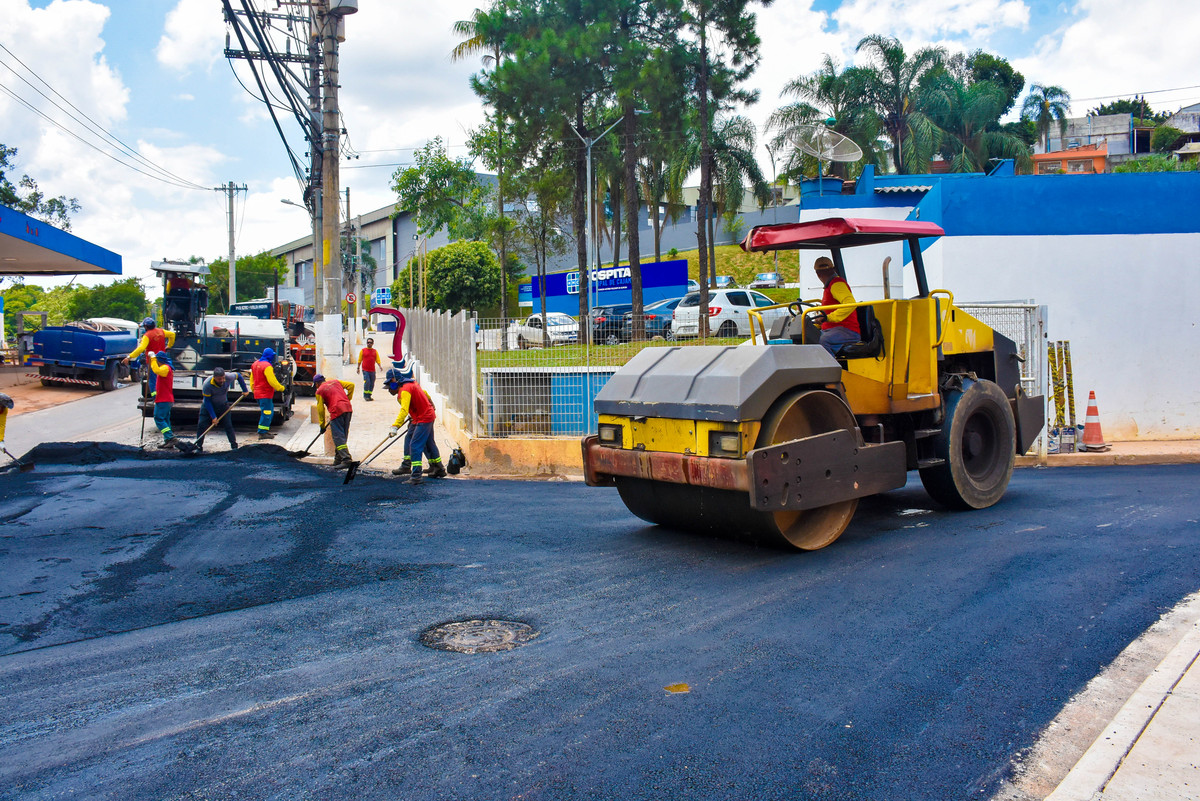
[833,0,1030,46]
[156,0,224,73]
[1016,0,1200,115]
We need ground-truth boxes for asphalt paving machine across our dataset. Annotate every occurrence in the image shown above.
[582,217,1044,550]
[136,261,295,424]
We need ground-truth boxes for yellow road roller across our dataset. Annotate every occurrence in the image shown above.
[582,217,1045,550]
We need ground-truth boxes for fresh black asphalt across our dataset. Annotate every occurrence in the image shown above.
[1,444,1198,800]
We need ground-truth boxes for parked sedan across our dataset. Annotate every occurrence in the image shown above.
[620,297,683,340]
[715,275,737,289]
[508,313,578,349]
[591,304,635,345]
[749,271,783,289]
[671,288,788,339]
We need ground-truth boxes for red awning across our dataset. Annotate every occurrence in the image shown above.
[740,217,945,252]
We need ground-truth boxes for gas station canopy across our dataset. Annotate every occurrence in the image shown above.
[0,205,121,276]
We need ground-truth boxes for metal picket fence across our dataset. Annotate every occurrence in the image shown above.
[404,302,1049,440]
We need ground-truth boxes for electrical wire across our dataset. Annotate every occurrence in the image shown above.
[0,82,209,191]
[0,42,210,191]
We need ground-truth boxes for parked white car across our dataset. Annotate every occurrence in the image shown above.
[672,289,788,339]
[508,313,579,349]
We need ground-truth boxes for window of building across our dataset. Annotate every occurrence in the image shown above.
[1068,160,1093,174]
[1039,161,1063,174]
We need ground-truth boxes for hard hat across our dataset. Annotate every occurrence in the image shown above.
[142,317,156,329]
[0,392,13,410]
[312,373,325,385]
[262,347,276,362]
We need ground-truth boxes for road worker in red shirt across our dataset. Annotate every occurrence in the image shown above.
[385,365,445,485]
[122,317,176,398]
[313,373,356,465]
[357,338,380,401]
[251,348,286,440]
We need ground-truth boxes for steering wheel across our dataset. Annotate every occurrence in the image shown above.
[787,299,820,317]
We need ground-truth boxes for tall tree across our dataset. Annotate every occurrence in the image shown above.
[392,137,489,239]
[1021,84,1072,152]
[855,35,946,173]
[681,0,772,335]
[452,8,513,327]
[204,251,289,312]
[968,51,1024,117]
[0,144,80,230]
[65,278,149,323]
[925,77,1030,172]
[767,55,882,180]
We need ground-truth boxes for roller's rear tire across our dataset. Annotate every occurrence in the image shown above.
[919,379,1016,510]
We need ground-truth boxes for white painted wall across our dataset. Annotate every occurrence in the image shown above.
[797,205,1200,440]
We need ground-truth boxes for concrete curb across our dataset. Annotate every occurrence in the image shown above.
[1045,605,1200,800]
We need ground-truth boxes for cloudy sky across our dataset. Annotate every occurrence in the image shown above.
[2,0,1198,292]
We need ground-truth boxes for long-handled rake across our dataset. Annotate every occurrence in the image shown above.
[342,424,408,484]
[2,446,34,472]
[288,422,330,458]
[179,392,248,456]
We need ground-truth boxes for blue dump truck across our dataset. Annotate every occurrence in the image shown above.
[28,322,139,391]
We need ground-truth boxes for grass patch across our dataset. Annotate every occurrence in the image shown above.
[477,335,748,370]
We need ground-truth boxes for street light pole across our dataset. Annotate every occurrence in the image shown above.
[569,114,627,337]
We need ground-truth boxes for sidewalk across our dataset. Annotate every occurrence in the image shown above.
[1044,595,1200,801]
[280,332,457,480]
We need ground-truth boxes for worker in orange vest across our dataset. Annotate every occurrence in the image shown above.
[251,348,286,440]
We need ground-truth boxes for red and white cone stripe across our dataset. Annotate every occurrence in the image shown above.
[1080,390,1110,452]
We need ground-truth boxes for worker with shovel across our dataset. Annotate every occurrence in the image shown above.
[384,365,446,484]
[313,373,356,466]
[147,351,194,452]
[195,367,248,452]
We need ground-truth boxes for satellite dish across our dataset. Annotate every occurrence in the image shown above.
[790,124,863,197]
[791,124,864,163]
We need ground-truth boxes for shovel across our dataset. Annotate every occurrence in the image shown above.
[342,424,407,484]
[288,422,330,458]
[2,446,34,473]
[180,392,248,455]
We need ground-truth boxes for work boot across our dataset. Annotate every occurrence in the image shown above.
[391,465,409,477]
[334,450,354,466]
[427,463,447,479]
[257,431,275,440]
[158,439,177,450]
[230,443,239,450]
[410,471,424,486]
[365,395,373,402]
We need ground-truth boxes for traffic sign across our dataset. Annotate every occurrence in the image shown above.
[346,292,357,304]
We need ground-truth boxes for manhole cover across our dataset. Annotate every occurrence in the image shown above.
[420,619,538,654]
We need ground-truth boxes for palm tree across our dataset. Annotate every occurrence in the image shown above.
[855,35,946,173]
[767,55,882,180]
[671,114,770,286]
[1021,84,1072,153]
[451,9,510,325]
[926,77,1031,172]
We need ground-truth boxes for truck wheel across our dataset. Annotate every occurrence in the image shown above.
[919,379,1016,510]
[99,361,118,391]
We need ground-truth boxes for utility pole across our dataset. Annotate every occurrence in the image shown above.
[218,182,247,308]
[320,3,348,318]
[308,3,325,317]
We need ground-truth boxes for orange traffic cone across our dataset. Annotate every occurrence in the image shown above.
[1080,391,1110,452]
